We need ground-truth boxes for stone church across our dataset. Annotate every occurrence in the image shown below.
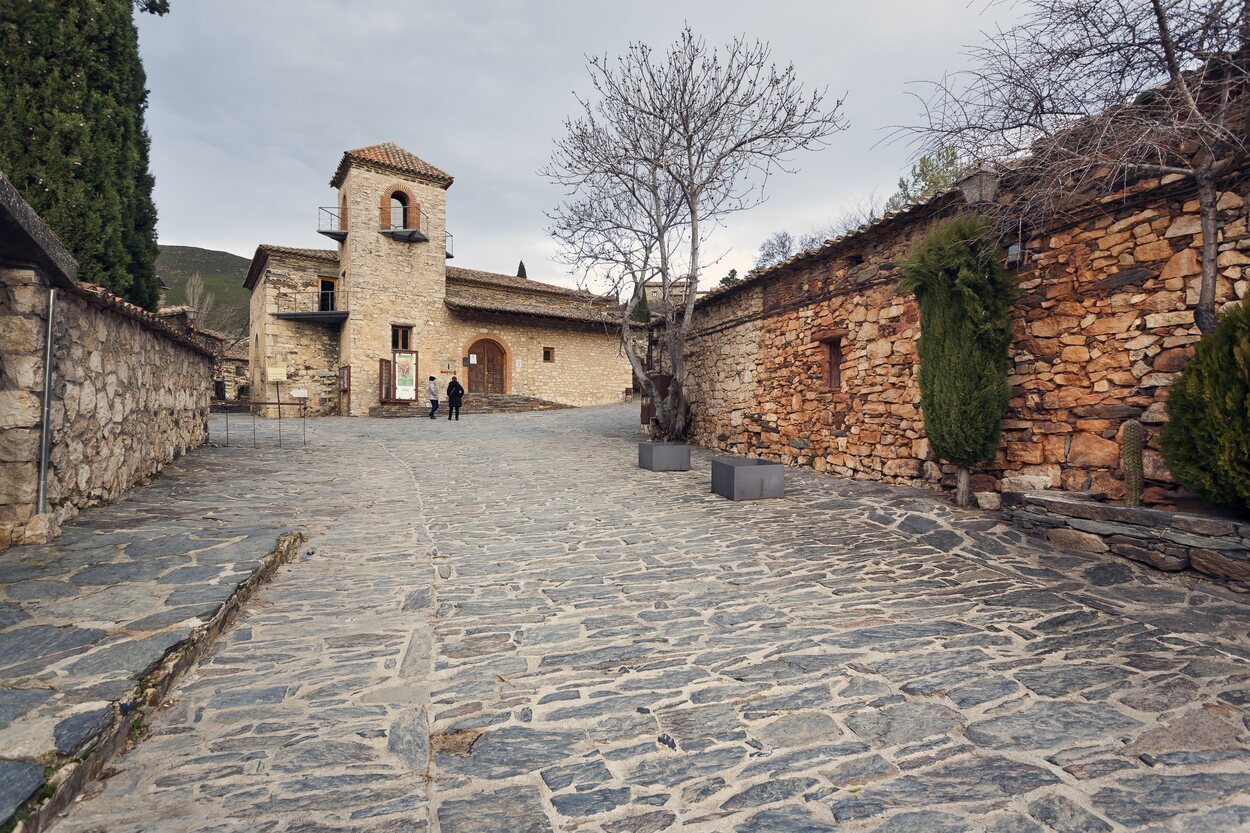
[243,143,631,416]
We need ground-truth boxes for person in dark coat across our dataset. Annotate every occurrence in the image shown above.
[446,373,465,421]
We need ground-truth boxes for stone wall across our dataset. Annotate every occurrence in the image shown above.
[215,356,249,401]
[1009,492,1250,581]
[685,176,1249,505]
[0,268,214,549]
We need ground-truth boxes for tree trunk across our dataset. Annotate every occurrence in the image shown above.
[1195,172,1220,335]
[955,466,971,508]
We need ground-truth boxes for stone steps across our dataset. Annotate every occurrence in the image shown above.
[367,394,571,418]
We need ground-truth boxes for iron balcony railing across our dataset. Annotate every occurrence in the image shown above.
[318,206,347,233]
[318,205,453,257]
[274,288,349,315]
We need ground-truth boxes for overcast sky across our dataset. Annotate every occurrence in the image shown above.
[137,0,1016,288]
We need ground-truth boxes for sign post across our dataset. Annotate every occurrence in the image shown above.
[267,366,288,448]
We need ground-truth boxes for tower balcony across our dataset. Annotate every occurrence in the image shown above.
[317,206,348,242]
[320,203,453,257]
[273,288,349,324]
[379,209,430,243]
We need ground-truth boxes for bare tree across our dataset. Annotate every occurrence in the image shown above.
[755,230,798,269]
[910,0,1250,333]
[182,272,232,333]
[547,27,846,440]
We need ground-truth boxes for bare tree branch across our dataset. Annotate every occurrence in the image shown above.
[902,0,1250,333]
[545,27,846,439]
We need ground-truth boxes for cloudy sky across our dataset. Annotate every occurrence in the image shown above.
[137,0,1016,288]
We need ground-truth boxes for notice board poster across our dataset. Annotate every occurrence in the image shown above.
[395,352,417,400]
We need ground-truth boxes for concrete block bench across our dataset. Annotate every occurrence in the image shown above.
[638,442,691,471]
[711,457,784,501]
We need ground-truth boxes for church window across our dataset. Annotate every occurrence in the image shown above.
[392,325,412,351]
[543,346,555,363]
[388,193,408,230]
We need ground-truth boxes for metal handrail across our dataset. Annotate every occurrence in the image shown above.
[318,206,347,232]
[381,205,420,231]
[274,289,349,314]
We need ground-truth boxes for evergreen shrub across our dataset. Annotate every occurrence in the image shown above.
[1160,302,1250,511]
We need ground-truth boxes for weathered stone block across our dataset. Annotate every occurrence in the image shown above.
[1190,548,1250,581]
[1002,474,1052,493]
[1134,239,1175,261]
[974,491,1001,511]
[1047,528,1110,553]
[1163,215,1202,238]
[1068,433,1119,468]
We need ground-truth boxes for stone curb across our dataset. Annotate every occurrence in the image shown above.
[5,531,306,833]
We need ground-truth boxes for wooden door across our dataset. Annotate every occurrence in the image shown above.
[468,339,505,393]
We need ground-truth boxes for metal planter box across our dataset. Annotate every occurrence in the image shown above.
[638,442,691,472]
[711,457,784,501]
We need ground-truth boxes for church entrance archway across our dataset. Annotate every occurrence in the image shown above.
[468,338,506,394]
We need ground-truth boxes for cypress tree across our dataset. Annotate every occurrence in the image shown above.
[901,215,1015,505]
[0,1,165,308]
[1160,302,1250,510]
[517,260,527,279]
[632,288,651,324]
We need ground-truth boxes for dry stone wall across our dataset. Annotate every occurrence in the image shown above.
[685,176,1250,506]
[0,266,213,549]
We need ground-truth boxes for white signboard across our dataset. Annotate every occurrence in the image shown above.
[289,387,308,399]
[515,359,523,369]
[394,352,417,400]
[267,365,287,383]
[469,354,478,365]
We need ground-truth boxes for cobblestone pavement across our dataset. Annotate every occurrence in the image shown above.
[50,405,1250,832]
[0,452,293,821]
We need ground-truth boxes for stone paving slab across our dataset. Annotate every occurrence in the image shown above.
[0,451,298,826]
[46,405,1250,832]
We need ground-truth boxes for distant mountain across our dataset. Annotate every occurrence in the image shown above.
[156,245,252,335]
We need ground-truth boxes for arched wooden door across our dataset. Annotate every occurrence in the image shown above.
[468,338,506,393]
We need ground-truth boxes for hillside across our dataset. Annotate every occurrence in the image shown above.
[156,245,252,335]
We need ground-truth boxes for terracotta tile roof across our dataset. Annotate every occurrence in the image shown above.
[445,266,621,325]
[330,143,454,189]
[257,244,339,263]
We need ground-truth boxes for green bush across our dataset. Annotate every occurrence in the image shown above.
[901,215,1015,474]
[1160,302,1250,510]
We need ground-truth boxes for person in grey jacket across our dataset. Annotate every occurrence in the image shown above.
[427,376,439,419]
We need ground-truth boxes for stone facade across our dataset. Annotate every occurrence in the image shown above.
[214,343,249,401]
[247,249,343,416]
[685,175,1249,506]
[246,144,633,417]
[0,269,214,550]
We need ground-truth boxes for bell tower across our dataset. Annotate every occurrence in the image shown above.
[321,143,454,413]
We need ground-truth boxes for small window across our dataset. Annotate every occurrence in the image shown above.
[822,338,843,390]
[542,346,555,363]
[391,325,412,351]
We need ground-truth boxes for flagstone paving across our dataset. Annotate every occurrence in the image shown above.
[0,450,298,824]
[46,404,1250,832]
